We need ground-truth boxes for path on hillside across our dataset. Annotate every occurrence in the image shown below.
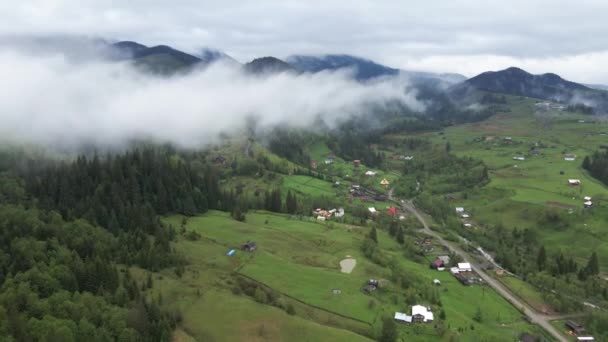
[397,198,568,342]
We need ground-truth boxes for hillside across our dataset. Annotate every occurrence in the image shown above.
[454,67,608,113]
[244,56,296,75]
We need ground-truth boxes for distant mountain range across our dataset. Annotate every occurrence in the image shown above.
[286,54,466,87]
[4,36,607,112]
[452,67,608,112]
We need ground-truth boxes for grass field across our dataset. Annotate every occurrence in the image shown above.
[155,210,549,341]
[416,97,608,268]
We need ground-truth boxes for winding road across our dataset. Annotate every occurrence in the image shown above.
[391,191,568,342]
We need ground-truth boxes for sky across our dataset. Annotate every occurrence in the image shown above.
[1,0,608,83]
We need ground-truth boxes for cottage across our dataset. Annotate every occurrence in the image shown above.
[464,223,472,228]
[455,207,465,213]
[394,312,412,324]
[513,156,526,161]
[564,154,577,161]
[387,207,398,216]
[368,207,377,214]
[576,337,594,341]
[568,179,582,186]
[411,305,434,322]
[584,201,593,208]
[353,160,361,167]
[438,255,451,265]
[565,320,586,335]
[458,263,472,272]
[241,241,257,252]
[431,259,444,269]
[461,213,470,219]
[335,208,345,218]
[365,170,377,176]
[584,196,592,201]
[404,156,414,161]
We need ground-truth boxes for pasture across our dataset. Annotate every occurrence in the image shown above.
[156,211,546,341]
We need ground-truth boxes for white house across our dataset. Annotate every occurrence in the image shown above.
[464,223,472,228]
[568,179,582,185]
[394,312,412,323]
[450,267,460,274]
[335,208,345,218]
[564,154,576,161]
[513,156,526,161]
[584,201,593,208]
[461,214,470,219]
[577,337,594,341]
[368,207,377,214]
[404,156,414,161]
[458,263,472,272]
[365,170,377,176]
[411,305,434,322]
[455,207,465,213]
[584,196,592,201]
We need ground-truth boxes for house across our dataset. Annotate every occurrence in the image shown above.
[576,337,594,341]
[411,305,434,322]
[584,201,593,208]
[404,156,414,161]
[461,213,470,219]
[394,312,413,324]
[438,255,451,265]
[365,170,377,176]
[311,160,318,169]
[241,241,257,252]
[458,263,472,272]
[568,179,582,186]
[433,279,441,285]
[464,223,472,228]
[503,137,513,143]
[513,156,526,161]
[564,154,577,161]
[450,267,460,275]
[324,158,334,165]
[353,160,361,167]
[565,320,586,335]
[335,208,345,218]
[431,259,444,269]
[584,196,592,201]
[455,207,465,213]
[387,207,398,216]
[380,178,390,186]
[226,249,236,257]
[363,279,379,293]
[368,207,377,214]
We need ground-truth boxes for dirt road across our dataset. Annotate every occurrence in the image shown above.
[398,199,568,342]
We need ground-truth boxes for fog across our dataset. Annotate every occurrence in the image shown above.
[0,48,423,150]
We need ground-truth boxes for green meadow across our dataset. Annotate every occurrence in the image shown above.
[152,211,547,341]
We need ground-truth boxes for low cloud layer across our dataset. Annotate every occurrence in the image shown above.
[0,49,421,149]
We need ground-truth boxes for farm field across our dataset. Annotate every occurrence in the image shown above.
[156,210,548,341]
[417,97,608,267]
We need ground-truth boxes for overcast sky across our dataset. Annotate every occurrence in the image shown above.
[2,0,608,83]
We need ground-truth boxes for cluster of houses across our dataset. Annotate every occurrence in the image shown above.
[313,208,345,221]
[394,305,434,324]
[450,262,483,285]
[389,153,414,161]
[535,101,566,111]
[456,207,473,228]
[565,320,595,341]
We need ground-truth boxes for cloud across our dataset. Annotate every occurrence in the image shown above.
[0,48,422,149]
[1,1,608,82]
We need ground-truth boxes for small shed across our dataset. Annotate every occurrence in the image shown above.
[226,249,236,257]
[568,179,581,186]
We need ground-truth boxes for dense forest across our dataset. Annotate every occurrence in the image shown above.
[0,147,225,341]
[583,149,608,184]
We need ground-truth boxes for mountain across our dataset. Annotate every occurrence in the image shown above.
[287,54,398,80]
[244,57,296,75]
[109,41,203,74]
[286,54,465,88]
[453,67,608,113]
[197,47,237,64]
